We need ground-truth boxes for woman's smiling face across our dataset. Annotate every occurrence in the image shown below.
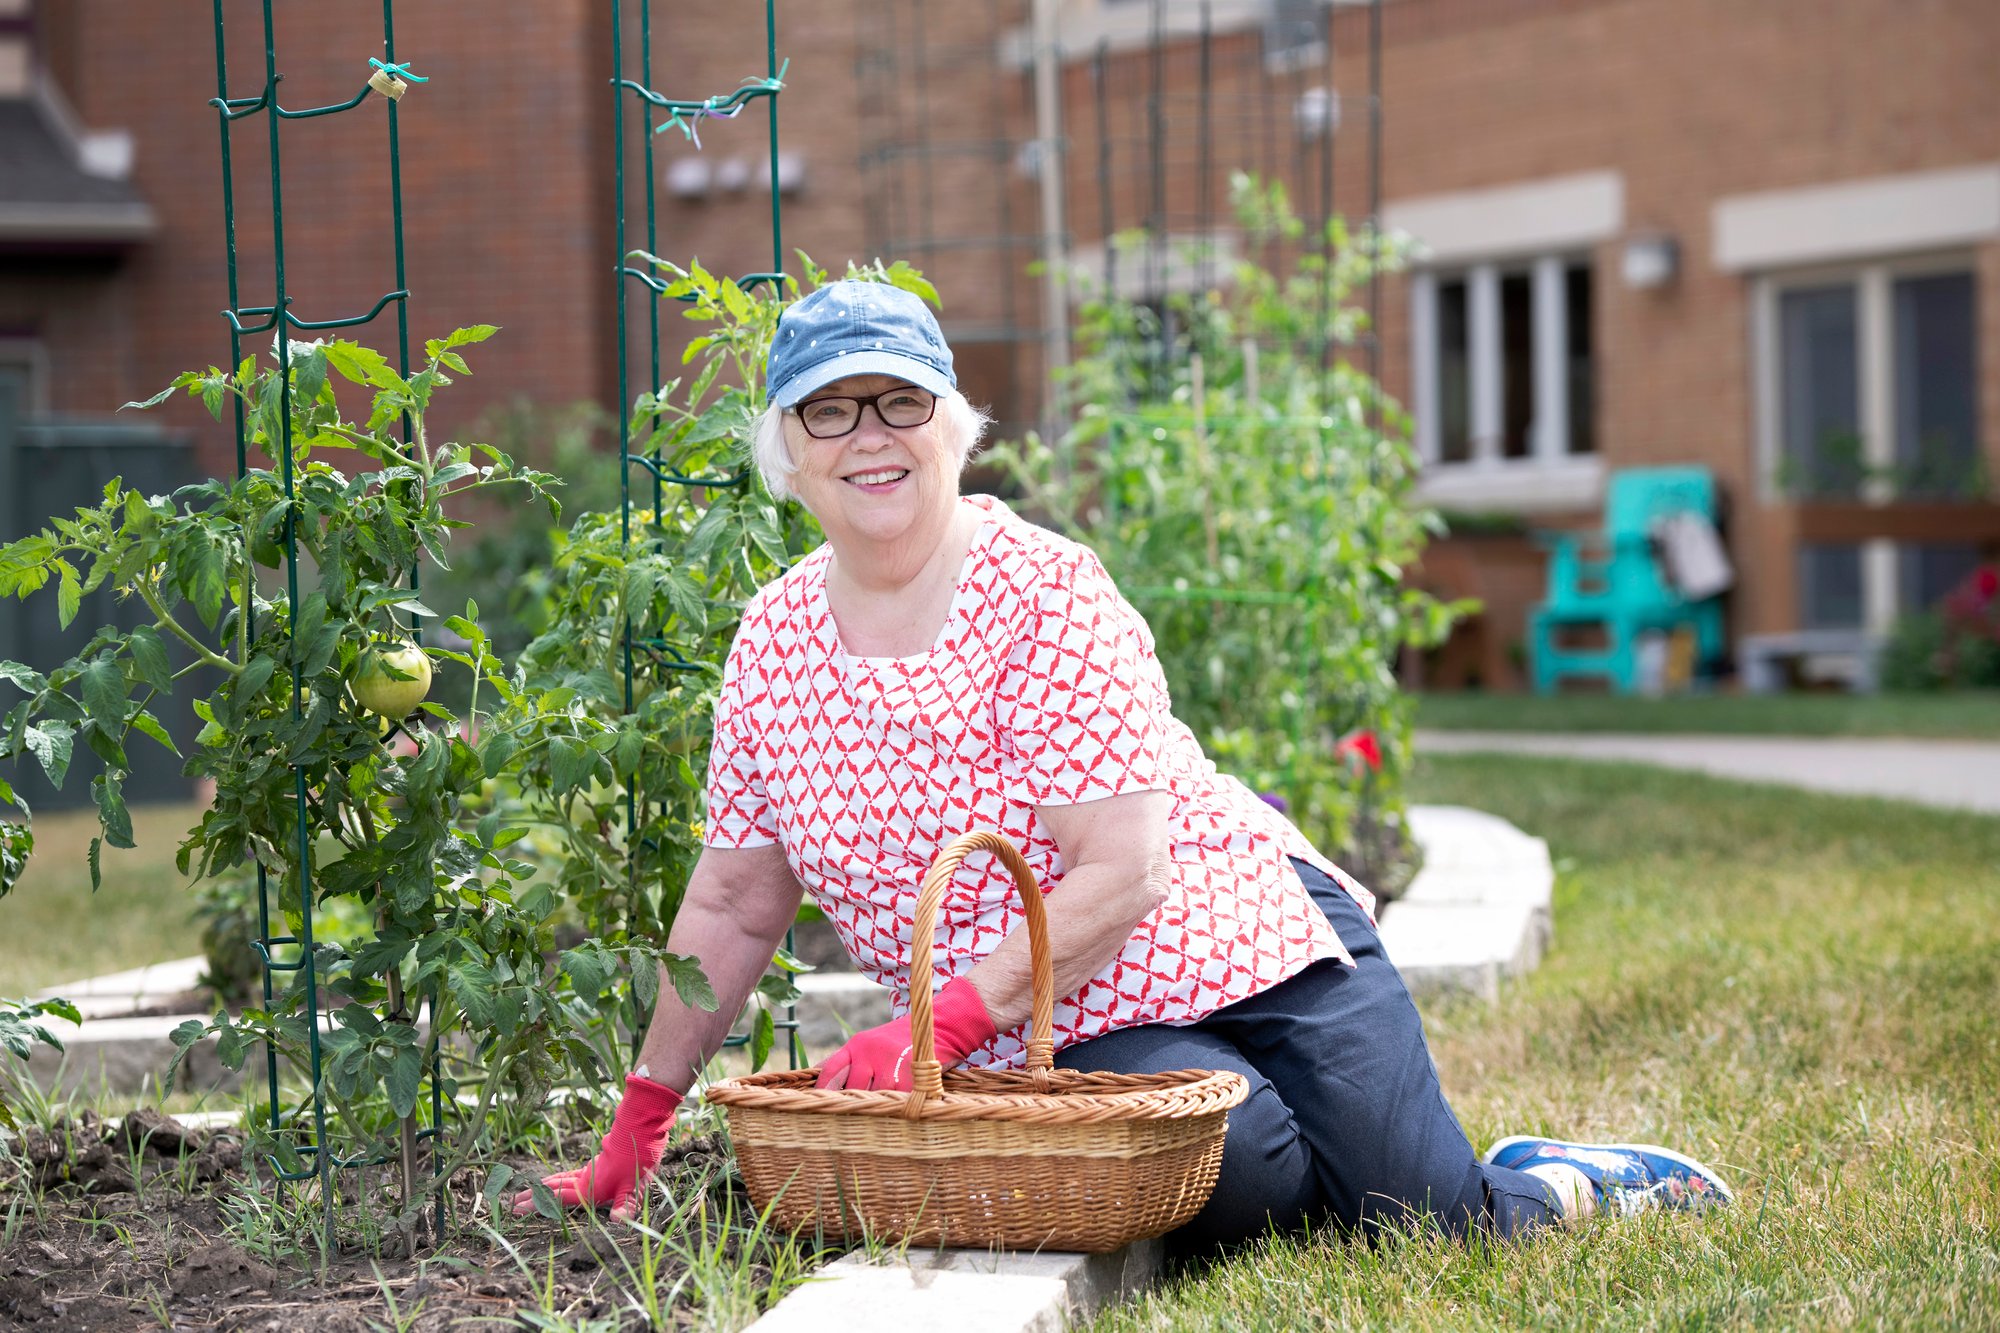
[785,373,960,551]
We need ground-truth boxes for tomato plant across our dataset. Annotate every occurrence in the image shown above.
[0,327,686,1229]
[0,257,940,1236]
[1000,177,1468,896]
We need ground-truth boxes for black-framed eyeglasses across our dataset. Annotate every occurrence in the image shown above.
[790,386,938,439]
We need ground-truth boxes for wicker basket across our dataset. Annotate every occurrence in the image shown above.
[705,830,1248,1253]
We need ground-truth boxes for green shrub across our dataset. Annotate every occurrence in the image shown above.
[1881,563,2000,691]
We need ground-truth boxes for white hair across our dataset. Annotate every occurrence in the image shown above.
[750,390,992,502]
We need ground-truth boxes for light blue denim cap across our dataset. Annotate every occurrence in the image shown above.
[767,280,956,409]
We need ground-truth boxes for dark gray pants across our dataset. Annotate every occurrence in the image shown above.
[1057,860,1562,1251]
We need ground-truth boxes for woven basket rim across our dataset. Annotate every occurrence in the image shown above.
[705,1064,1249,1121]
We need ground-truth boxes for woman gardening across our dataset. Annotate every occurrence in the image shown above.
[515,281,1732,1247]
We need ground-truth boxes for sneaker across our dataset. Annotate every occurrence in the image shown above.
[1483,1135,1734,1215]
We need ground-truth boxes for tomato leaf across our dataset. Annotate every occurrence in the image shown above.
[92,772,134,849]
[126,625,175,694]
[661,952,716,1013]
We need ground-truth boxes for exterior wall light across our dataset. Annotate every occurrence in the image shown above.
[1294,86,1340,141]
[714,156,752,193]
[665,156,710,200]
[1622,233,1679,289]
[758,151,805,195]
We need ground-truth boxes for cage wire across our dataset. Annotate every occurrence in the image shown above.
[854,0,1042,444]
[859,0,1387,798]
[200,0,808,1255]
[208,0,441,1252]
[610,0,803,1068]
[1087,0,1389,791]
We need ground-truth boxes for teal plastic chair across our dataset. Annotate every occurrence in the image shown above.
[1527,467,1727,695]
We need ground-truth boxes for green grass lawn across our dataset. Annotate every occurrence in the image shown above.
[1415,690,2000,739]
[1089,754,2000,1331]
[0,802,207,996]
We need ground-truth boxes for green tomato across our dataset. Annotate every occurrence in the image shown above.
[351,641,433,718]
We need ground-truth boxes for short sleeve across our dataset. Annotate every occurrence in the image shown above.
[703,626,780,849]
[994,549,1168,805]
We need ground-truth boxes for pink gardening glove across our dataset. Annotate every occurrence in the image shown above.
[816,976,997,1091]
[511,1073,682,1219]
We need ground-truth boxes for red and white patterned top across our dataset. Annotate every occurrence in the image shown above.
[705,495,1372,1070]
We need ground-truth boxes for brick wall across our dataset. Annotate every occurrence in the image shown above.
[16,0,1999,678]
[30,1,613,480]
[1351,0,2000,663]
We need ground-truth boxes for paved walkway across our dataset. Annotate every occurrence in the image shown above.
[1417,730,2000,814]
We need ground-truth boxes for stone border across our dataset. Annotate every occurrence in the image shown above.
[752,1242,1162,1333]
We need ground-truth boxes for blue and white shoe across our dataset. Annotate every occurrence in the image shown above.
[1483,1135,1734,1215]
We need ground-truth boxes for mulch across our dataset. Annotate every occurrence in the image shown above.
[0,1111,766,1331]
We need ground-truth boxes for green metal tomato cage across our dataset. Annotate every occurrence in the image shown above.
[205,0,799,1253]
[208,0,436,1253]
[607,0,803,1068]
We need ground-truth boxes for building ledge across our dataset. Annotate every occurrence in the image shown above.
[0,93,156,251]
[1414,457,1604,515]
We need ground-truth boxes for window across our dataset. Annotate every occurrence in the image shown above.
[1797,543,1865,630]
[1758,256,1984,633]
[1761,259,1980,501]
[1411,256,1596,471]
[1777,284,1862,496]
[1435,276,1470,463]
[1894,271,1979,498]
[1899,543,1983,614]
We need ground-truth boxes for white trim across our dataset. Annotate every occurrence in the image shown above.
[1414,457,1606,515]
[1863,539,1899,633]
[1713,164,2000,272]
[1750,275,1782,504]
[1065,230,1238,301]
[0,36,28,98]
[1858,265,1893,502]
[1410,270,1439,465]
[0,202,158,241]
[1468,264,1501,462]
[1382,171,1623,266]
[1531,256,1567,461]
[998,0,1374,69]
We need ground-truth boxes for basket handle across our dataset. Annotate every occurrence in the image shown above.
[905,831,1055,1116]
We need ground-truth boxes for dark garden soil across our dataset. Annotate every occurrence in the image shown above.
[0,1110,790,1331]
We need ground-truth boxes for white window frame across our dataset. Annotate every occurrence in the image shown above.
[1407,253,1601,512]
[999,0,1376,70]
[1751,249,1982,632]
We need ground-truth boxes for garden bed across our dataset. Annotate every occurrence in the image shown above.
[1,1109,824,1331]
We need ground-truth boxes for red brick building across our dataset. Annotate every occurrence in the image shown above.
[7,0,1998,690]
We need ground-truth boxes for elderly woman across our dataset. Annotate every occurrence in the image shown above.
[517,281,1732,1245]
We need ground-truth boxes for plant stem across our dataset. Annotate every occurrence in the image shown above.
[239,546,252,669]
[137,582,243,676]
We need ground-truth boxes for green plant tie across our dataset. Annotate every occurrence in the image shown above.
[367,57,428,83]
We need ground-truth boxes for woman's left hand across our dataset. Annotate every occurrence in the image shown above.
[815,976,996,1091]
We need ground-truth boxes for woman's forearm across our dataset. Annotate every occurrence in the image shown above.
[630,846,803,1094]
[964,857,1168,1033]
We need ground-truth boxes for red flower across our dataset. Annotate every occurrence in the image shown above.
[1975,565,1999,602]
[1334,730,1383,772]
